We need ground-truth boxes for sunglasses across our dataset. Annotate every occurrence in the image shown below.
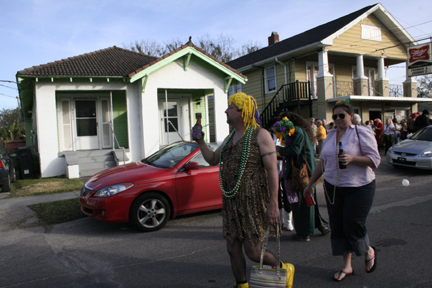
[332,113,347,120]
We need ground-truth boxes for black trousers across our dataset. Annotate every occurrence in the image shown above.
[324,179,375,256]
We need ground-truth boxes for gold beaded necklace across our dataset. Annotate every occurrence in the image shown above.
[323,129,346,205]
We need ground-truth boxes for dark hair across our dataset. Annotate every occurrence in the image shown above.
[365,120,370,125]
[332,102,354,115]
[423,109,429,115]
[279,112,315,143]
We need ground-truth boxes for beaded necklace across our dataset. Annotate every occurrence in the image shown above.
[218,126,253,199]
[323,130,346,205]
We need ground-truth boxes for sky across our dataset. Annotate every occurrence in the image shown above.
[1,0,431,109]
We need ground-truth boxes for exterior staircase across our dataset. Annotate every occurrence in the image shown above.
[260,81,313,129]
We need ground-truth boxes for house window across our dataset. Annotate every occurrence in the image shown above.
[361,24,382,41]
[265,66,276,93]
[228,83,242,97]
[352,67,377,95]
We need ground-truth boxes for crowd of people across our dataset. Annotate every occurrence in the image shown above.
[195,92,431,287]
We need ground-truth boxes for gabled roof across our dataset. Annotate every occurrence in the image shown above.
[227,3,416,70]
[17,46,157,77]
[129,39,247,84]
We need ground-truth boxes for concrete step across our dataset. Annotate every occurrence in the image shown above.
[78,154,115,164]
[80,161,117,177]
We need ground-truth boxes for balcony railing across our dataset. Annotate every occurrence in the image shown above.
[335,81,354,97]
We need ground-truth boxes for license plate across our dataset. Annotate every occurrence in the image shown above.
[397,157,406,162]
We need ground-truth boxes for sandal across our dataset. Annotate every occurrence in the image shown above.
[333,269,354,281]
[365,246,377,273]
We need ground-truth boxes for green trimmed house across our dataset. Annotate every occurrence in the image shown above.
[16,40,246,178]
[227,3,432,128]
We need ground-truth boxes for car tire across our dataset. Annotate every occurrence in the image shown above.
[129,192,171,232]
[2,173,12,192]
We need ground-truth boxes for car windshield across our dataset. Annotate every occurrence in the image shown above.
[411,127,432,141]
[142,142,199,168]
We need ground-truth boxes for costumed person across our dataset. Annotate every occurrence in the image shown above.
[275,113,330,242]
[269,118,294,232]
[195,92,291,288]
[304,100,380,281]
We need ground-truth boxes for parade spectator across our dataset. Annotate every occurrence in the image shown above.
[304,100,380,281]
[352,114,362,125]
[316,120,327,156]
[373,119,384,152]
[414,110,432,131]
[383,118,395,155]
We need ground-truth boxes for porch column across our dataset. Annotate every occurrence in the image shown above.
[353,54,369,95]
[316,50,334,122]
[403,66,418,112]
[317,50,333,78]
[375,57,389,96]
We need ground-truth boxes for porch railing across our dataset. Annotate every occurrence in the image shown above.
[260,81,311,129]
[388,84,403,97]
[335,81,354,97]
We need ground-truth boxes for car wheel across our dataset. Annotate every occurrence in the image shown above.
[129,192,171,232]
[2,173,12,192]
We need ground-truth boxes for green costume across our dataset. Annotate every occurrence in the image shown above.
[278,126,328,237]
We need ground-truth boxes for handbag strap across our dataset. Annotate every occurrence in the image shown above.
[258,225,281,274]
[355,125,363,155]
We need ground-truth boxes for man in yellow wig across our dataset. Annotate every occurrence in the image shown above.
[196,92,290,288]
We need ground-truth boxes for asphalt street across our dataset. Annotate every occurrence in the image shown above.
[0,157,431,287]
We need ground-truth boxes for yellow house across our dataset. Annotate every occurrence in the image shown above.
[227,3,432,127]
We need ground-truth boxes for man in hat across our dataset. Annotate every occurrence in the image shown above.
[414,109,432,132]
[195,92,288,288]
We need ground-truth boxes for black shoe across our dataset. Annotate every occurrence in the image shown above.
[318,225,331,236]
[291,234,310,242]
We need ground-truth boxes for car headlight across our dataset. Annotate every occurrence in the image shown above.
[94,183,134,197]
[419,151,432,158]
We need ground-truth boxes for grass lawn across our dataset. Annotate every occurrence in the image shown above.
[8,178,84,198]
[29,198,86,225]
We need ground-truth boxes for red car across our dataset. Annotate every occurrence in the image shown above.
[80,141,222,232]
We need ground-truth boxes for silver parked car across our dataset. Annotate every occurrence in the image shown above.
[387,125,432,170]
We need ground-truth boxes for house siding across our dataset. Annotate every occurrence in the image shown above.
[327,14,407,60]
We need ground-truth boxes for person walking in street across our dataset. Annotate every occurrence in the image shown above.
[195,92,289,288]
[310,118,318,156]
[303,100,380,281]
[276,113,330,242]
[373,119,384,152]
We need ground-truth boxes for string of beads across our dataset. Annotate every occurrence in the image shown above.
[218,126,253,199]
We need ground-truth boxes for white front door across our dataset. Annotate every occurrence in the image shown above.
[159,100,182,145]
[75,100,99,150]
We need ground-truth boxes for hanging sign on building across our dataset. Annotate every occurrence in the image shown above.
[407,42,432,77]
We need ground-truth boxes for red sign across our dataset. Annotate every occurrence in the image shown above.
[408,44,430,64]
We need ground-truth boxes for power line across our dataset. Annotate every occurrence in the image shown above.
[0,93,16,98]
[0,84,17,90]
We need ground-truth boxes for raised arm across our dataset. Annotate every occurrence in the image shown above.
[195,135,225,166]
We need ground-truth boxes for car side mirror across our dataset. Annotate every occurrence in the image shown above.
[184,161,199,171]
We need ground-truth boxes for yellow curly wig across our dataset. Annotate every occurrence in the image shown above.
[228,92,261,131]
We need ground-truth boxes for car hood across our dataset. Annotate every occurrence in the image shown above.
[392,139,432,154]
[85,162,168,191]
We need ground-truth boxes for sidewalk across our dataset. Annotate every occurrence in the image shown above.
[0,191,81,231]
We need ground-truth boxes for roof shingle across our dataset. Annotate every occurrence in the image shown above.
[17,46,158,77]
